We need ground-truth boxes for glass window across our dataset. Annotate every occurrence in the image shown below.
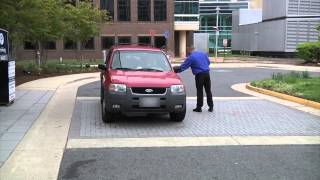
[175,16,198,21]
[175,2,199,14]
[44,41,56,50]
[138,0,150,21]
[118,0,130,21]
[111,51,121,68]
[64,40,77,50]
[154,0,167,21]
[101,36,115,49]
[24,41,36,50]
[155,36,166,49]
[138,36,151,45]
[100,0,114,19]
[81,37,95,50]
[111,50,171,71]
[118,36,131,44]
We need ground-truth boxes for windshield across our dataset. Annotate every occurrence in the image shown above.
[111,50,171,72]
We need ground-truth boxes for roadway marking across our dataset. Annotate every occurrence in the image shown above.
[76,96,260,101]
[77,96,100,100]
[67,136,320,149]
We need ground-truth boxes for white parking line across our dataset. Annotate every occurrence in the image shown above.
[67,136,320,149]
[187,97,260,100]
[76,96,260,101]
[77,96,100,100]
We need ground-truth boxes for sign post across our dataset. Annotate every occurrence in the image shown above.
[0,28,15,105]
[164,31,169,50]
[223,39,228,58]
[215,6,220,62]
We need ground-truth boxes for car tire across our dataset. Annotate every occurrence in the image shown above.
[101,87,115,123]
[101,99,115,123]
[170,108,186,122]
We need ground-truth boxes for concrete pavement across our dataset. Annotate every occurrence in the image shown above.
[0,90,54,167]
[0,63,320,180]
[0,73,99,180]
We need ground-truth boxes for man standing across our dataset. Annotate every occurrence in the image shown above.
[176,46,213,112]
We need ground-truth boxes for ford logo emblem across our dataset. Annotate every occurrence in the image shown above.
[145,89,154,93]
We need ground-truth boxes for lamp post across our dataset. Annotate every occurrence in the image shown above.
[215,6,220,61]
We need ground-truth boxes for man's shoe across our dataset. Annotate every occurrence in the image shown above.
[193,108,202,112]
[208,106,213,112]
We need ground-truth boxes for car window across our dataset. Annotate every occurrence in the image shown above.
[111,51,121,68]
[111,50,171,72]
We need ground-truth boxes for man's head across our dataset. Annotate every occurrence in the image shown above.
[186,46,195,56]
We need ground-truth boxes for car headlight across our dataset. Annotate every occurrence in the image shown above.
[109,84,127,93]
[171,85,185,94]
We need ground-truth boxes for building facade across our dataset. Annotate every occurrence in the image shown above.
[17,0,175,60]
[16,0,261,59]
[232,0,320,56]
[197,0,250,53]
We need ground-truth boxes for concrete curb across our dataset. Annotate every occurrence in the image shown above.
[246,84,320,110]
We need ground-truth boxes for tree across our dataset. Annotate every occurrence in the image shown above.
[0,0,109,63]
[21,0,66,64]
[0,0,26,57]
[63,1,109,60]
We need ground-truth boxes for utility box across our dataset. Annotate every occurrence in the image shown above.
[0,28,15,105]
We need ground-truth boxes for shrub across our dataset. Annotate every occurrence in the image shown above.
[297,42,320,63]
[302,71,310,79]
[272,73,284,81]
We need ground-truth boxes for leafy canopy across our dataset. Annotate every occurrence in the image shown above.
[0,0,109,50]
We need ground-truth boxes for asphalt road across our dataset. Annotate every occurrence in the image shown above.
[77,67,319,97]
[58,145,320,180]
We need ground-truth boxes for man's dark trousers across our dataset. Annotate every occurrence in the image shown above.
[195,72,213,109]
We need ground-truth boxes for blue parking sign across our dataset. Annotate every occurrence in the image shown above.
[164,31,169,39]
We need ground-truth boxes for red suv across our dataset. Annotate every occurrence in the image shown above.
[98,45,186,123]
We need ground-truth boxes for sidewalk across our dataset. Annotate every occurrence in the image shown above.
[0,73,99,179]
[0,90,54,167]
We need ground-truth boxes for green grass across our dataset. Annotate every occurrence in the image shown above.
[251,71,320,103]
[16,59,102,75]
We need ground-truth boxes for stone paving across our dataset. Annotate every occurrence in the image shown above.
[0,90,54,167]
[69,98,320,139]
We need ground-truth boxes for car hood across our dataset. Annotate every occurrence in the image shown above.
[110,70,183,87]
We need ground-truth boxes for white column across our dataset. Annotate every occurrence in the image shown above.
[179,31,187,57]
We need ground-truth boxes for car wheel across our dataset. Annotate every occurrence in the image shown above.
[170,108,186,122]
[101,88,114,123]
[101,98,115,123]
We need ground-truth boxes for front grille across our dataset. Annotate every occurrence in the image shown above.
[131,87,166,94]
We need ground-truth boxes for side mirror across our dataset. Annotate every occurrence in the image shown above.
[98,64,107,70]
[173,66,180,73]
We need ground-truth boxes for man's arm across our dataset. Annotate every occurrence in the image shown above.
[177,56,193,73]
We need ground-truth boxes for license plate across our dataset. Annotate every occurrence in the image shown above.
[139,97,160,108]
